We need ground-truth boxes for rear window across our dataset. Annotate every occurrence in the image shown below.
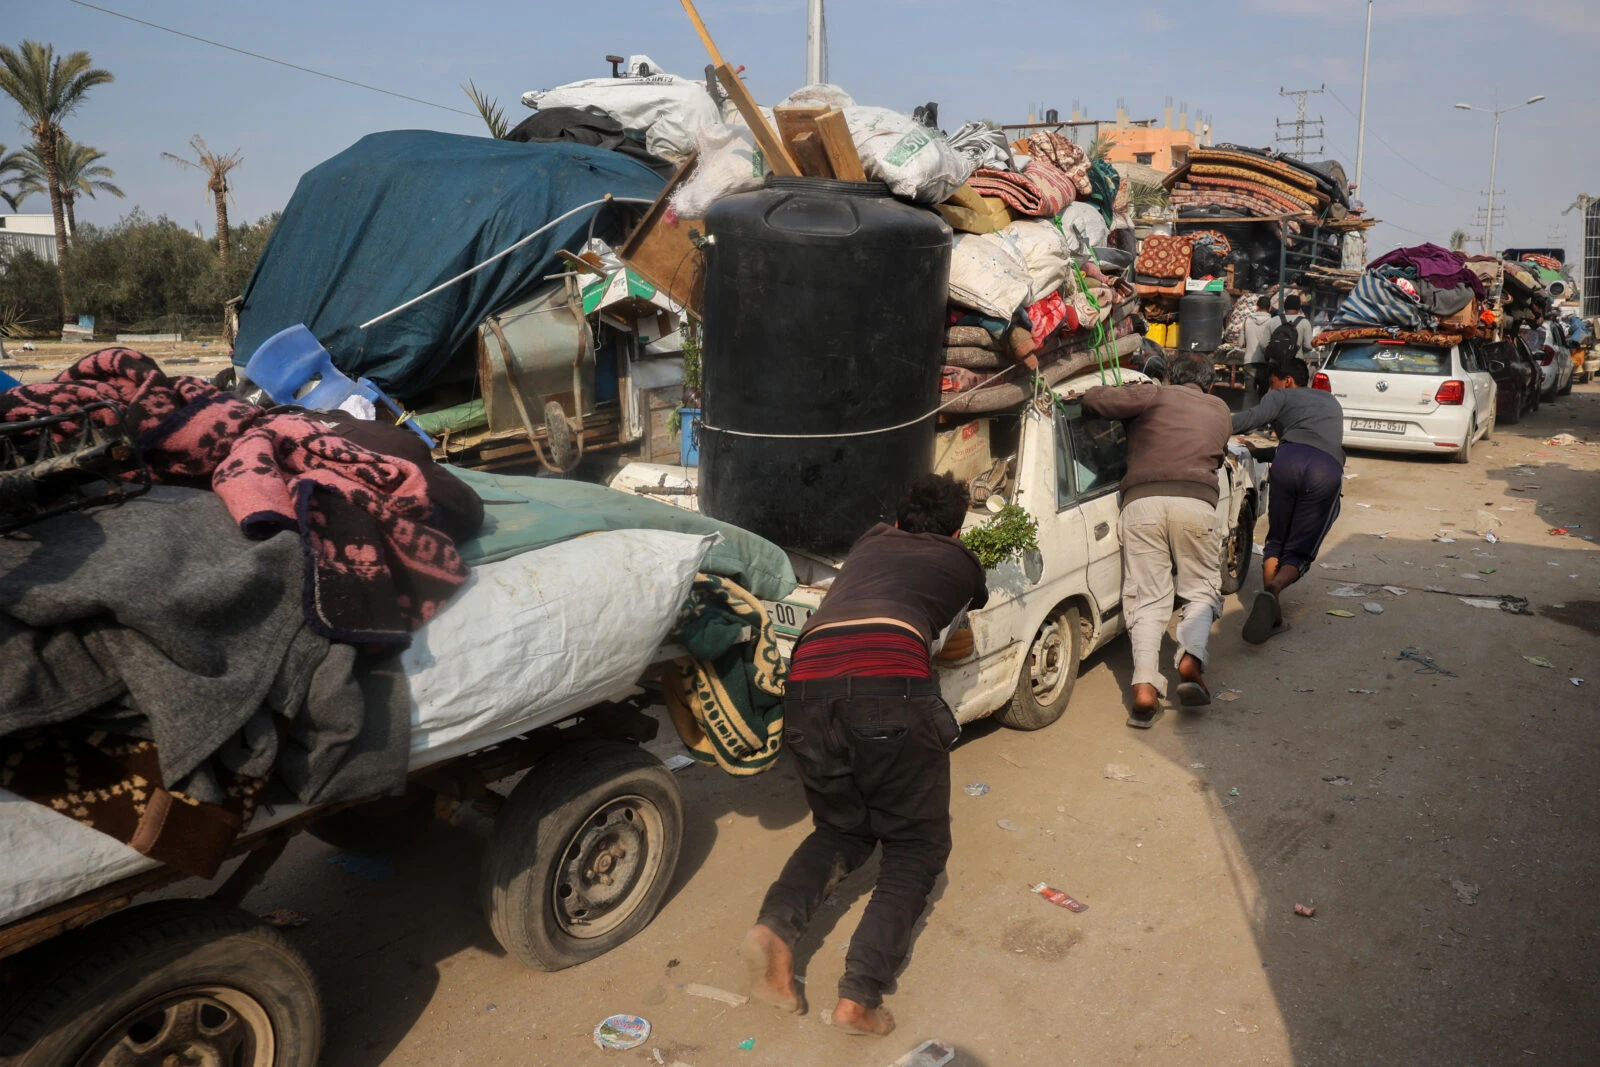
[1327,343,1450,376]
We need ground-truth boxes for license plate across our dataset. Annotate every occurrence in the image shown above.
[762,599,814,637]
[1351,418,1406,434]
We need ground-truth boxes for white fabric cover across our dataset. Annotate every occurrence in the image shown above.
[0,529,714,929]
[521,57,722,160]
[1002,219,1072,299]
[948,230,1033,319]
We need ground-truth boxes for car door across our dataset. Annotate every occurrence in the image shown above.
[1456,342,1494,431]
[1053,399,1128,624]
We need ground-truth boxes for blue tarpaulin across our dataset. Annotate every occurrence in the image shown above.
[233,130,666,396]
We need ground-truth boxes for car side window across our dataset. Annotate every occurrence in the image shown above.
[1054,402,1127,508]
[1457,344,1481,374]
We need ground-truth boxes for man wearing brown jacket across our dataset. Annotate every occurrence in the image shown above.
[1079,354,1233,727]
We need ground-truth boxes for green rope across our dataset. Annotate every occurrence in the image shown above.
[1070,259,1122,386]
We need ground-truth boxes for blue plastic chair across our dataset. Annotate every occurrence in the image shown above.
[242,324,435,447]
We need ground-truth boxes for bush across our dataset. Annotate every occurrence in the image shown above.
[0,245,64,335]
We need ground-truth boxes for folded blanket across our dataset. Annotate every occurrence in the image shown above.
[1368,243,1486,302]
[1027,131,1092,196]
[662,573,785,776]
[1331,273,1436,331]
[969,159,1077,218]
[0,349,470,645]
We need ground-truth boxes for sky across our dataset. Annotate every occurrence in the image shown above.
[6,0,1598,258]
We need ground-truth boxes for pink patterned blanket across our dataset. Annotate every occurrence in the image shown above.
[0,348,467,645]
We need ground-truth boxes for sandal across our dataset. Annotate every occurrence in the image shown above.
[1242,591,1279,645]
[1176,681,1212,707]
[1126,705,1164,729]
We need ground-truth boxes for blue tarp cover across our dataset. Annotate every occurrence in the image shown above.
[233,130,666,396]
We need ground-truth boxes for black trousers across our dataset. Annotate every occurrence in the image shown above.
[756,677,958,1008]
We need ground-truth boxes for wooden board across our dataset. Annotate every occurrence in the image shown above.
[789,131,833,179]
[813,109,867,182]
[678,0,727,67]
[714,64,800,177]
[619,152,706,316]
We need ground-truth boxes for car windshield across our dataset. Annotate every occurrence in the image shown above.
[1327,343,1449,376]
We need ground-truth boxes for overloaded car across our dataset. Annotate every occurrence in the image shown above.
[1315,337,1496,462]
[1480,335,1541,424]
[1523,322,1574,400]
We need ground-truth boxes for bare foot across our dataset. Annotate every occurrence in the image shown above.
[740,925,805,1014]
[828,998,896,1037]
[1178,653,1205,686]
[1131,682,1161,714]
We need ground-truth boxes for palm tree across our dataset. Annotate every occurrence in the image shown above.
[0,41,114,308]
[1088,132,1117,163]
[14,136,123,235]
[0,142,27,210]
[162,135,242,272]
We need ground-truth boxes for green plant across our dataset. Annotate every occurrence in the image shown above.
[464,80,509,139]
[961,503,1039,570]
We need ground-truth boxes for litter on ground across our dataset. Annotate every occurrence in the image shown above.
[1523,655,1556,669]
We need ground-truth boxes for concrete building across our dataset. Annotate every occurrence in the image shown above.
[1004,101,1213,174]
[0,214,67,264]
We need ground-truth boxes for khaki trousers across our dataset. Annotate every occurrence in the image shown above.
[1119,495,1223,696]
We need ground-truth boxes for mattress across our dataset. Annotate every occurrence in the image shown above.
[0,527,716,930]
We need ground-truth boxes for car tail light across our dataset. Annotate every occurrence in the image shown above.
[1540,346,1555,366]
[1312,372,1332,392]
[1435,379,1466,405]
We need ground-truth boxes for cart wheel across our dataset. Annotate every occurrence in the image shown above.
[996,605,1081,731]
[1220,499,1257,596]
[481,740,683,971]
[0,900,321,1067]
[306,785,436,853]
[544,400,578,472]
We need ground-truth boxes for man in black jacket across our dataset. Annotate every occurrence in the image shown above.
[742,473,988,1038]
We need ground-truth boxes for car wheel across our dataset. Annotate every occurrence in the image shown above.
[1502,390,1522,425]
[1482,402,1496,440]
[1559,371,1573,396]
[1220,498,1257,596]
[482,740,682,971]
[996,605,1082,731]
[0,901,322,1067]
[1452,426,1473,464]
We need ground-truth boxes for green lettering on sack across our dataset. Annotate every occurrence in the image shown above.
[884,127,932,167]
[752,147,764,175]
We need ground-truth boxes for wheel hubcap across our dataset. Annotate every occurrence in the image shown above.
[554,795,666,939]
[79,987,273,1067]
[1030,620,1069,702]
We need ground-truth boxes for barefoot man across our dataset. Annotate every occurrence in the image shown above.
[1079,353,1232,727]
[742,473,988,1037]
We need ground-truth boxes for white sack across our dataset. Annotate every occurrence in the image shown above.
[671,124,767,218]
[948,230,1032,320]
[781,83,855,109]
[1003,219,1072,298]
[1058,202,1111,257]
[841,106,975,205]
[522,56,721,159]
[948,120,1014,171]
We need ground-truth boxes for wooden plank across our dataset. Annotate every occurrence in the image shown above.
[714,64,800,177]
[789,132,833,179]
[677,0,727,67]
[813,109,867,182]
[774,105,827,149]
[619,153,706,315]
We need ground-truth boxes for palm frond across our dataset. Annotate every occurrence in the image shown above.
[463,80,510,140]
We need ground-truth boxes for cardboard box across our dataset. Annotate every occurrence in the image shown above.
[933,419,993,483]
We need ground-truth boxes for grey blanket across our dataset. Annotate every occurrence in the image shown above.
[0,487,409,805]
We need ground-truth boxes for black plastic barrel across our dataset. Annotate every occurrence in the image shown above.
[1179,291,1231,353]
[698,178,952,552]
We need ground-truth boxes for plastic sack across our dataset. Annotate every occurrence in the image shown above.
[1058,201,1110,255]
[841,106,975,205]
[948,121,1014,171]
[780,83,855,109]
[1002,219,1072,298]
[671,124,766,218]
[948,231,1032,320]
[522,55,721,159]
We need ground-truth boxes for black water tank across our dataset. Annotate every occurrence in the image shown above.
[1179,291,1230,353]
[699,178,952,552]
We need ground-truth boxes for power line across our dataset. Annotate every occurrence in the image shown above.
[1325,86,1472,194]
[64,0,476,118]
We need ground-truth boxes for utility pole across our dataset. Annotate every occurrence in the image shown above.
[1354,1,1372,197]
[1276,85,1326,160]
[806,0,827,85]
[1455,91,1545,255]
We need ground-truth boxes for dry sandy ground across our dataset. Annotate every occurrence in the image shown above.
[2,340,232,384]
[158,384,1598,1067]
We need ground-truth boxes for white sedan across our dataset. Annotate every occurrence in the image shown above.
[1316,339,1497,463]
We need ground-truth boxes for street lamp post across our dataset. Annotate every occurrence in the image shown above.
[1454,93,1546,253]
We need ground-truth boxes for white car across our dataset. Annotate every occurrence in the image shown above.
[1316,338,1497,463]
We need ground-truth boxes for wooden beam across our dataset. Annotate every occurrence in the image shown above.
[713,64,801,177]
[813,109,867,182]
[677,0,726,68]
[790,131,834,179]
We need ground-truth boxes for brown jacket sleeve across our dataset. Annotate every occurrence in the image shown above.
[1081,381,1161,420]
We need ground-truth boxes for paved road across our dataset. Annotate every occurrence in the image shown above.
[199,383,1600,1067]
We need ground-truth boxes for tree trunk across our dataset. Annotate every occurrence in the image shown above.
[63,192,77,244]
[214,191,231,275]
[37,129,70,319]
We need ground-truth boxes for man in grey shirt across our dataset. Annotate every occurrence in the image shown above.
[1230,347,1345,643]
[1265,294,1315,364]
[1241,295,1274,405]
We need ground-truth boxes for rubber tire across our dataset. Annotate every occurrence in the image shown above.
[1559,373,1573,396]
[544,400,577,472]
[995,606,1081,731]
[0,900,322,1066]
[305,785,436,853]
[1481,403,1495,440]
[1501,391,1522,425]
[1453,425,1473,463]
[481,740,683,972]
[1220,499,1257,596]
